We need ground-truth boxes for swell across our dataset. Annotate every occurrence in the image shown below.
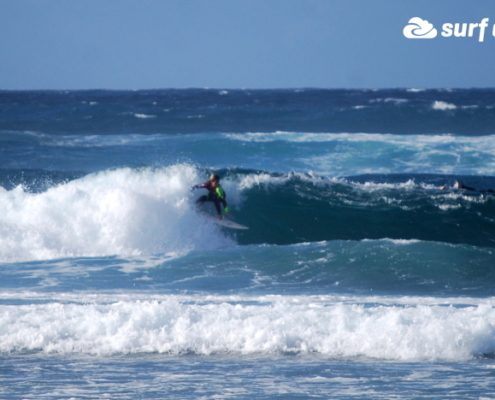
[2,238,494,296]
[1,89,495,135]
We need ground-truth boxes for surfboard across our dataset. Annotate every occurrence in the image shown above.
[200,213,249,230]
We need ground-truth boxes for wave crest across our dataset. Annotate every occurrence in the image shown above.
[0,165,235,262]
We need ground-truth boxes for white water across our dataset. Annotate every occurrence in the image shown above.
[1,293,494,361]
[225,132,495,176]
[0,165,236,262]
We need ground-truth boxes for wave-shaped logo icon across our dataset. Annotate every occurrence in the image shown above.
[403,17,438,39]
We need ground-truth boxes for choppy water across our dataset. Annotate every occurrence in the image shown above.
[1,88,495,398]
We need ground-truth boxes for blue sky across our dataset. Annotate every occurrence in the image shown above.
[1,0,494,90]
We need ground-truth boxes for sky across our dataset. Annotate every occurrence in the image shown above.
[0,0,494,90]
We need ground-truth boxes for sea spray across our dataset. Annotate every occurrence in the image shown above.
[0,165,236,262]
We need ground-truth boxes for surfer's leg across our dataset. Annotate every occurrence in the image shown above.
[196,195,209,211]
[212,199,222,216]
[196,194,221,216]
[196,194,208,205]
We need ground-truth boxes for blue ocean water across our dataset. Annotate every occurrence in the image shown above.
[1,88,495,398]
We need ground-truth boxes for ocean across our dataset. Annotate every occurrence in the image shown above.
[1,88,495,399]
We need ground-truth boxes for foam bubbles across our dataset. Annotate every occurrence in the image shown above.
[432,101,457,110]
[134,113,157,119]
[0,165,236,262]
[2,295,495,360]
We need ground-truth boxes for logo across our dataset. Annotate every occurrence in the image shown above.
[403,17,493,42]
[403,17,437,39]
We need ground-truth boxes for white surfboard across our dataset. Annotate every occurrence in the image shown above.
[200,213,249,230]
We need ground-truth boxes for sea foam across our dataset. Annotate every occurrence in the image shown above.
[432,101,457,110]
[1,295,494,360]
[0,165,235,262]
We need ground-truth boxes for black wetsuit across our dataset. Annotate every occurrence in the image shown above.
[194,181,230,216]
[457,183,494,193]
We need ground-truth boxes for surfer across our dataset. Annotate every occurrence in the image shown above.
[439,180,475,191]
[440,180,495,193]
[192,174,232,219]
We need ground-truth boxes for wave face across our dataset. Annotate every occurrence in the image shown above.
[234,170,495,247]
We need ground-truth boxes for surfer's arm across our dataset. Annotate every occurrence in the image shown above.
[222,201,232,216]
[191,181,210,190]
[222,199,232,216]
[217,191,231,215]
